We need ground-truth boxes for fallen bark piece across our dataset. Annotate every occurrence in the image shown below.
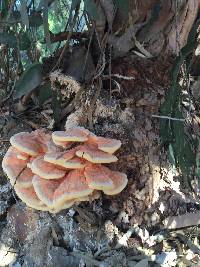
[164,211,200,229]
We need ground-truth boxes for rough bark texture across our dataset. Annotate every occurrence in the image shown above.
[61,54,173,225]
[97,0,199,56]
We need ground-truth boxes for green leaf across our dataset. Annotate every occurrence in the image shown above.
[0,11,20,25]
[168,144,176,166]
[72,0,81,10]
[83,0,98,20]
[134,259,148,267]
[38,81,52,106]
[114,0,129,15]
[0,31,31,50]
[43,0,52,51]
[172,109,185,166]
[195,159,200,177]
[29,13,43,27]
[14,63,43,99]
[0,32,16,47]
[159,20,199,184]
[19,31,31,50]
[1,0,9,18]
[36,0,45,11]
[1,11,43,27]
[20,0,29,28]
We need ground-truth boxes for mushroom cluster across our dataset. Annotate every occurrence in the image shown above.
[2,127,127,213]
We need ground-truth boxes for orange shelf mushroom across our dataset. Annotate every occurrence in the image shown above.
[2,127,128,213]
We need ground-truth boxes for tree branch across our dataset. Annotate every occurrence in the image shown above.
[49,31,88,43]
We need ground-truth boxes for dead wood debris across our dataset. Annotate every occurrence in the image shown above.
[164,211,200,229]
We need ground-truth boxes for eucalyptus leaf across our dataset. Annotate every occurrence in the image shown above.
[195,159,200,177]
[160,20,199,183]
[20,0,29,28]
[1,11,43,27]
[134,259,149,267]
[0,31,31,50]
[72,0,81,10]
[83,0,98,20]
[0,32,16,47]
[168,144,176,166]
[43,0,52,51]
[14,63,43,99]
[19,32,31,50]
[29,13,43,27]
[114,0,129,15]
[37,0,44,11]
[1,0,9,18]
[38,81,52,106]
[0,11,21,25]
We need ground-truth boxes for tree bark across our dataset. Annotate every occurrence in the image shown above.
[96,0,200,57]
[76,0,200,223]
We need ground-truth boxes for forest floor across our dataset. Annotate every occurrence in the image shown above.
[1,55,200,267]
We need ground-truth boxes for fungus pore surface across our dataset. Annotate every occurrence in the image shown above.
[2,127,127,213]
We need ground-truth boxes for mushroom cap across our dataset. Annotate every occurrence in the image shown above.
[32,175,64,208]
[76,145,118,163]
[26,203,49,211]
[13,167,34,188]
[32,129,52,152]
[103,171,128,195]
[52,127,90,142]
[45,139,62,153]
[44,147,82,169]
[53,170,93,205]
[14,185,48,210]
[44,149,85,169]
[88,135,121,154]
[50,157,85,169]
[77,190,101,202]
[51,191,101,213]
[10,132,42,156]
[2,146,28,181]
[52,139,71,147]
[30,156,66,179]
[84,164,114,190]
[16,151,29,161]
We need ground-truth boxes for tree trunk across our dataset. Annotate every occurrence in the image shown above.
[70,0,200,224]
[101,0,200,56]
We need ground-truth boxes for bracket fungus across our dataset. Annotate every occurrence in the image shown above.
[2,127,128,213]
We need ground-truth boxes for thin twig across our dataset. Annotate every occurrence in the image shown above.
[102,74,135,80]
[82,26,95,80]
[152,115,185,122]
[0,28,21,106]
[87,78,102,131]
[0,87,15,106]
[6,0,16,22]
